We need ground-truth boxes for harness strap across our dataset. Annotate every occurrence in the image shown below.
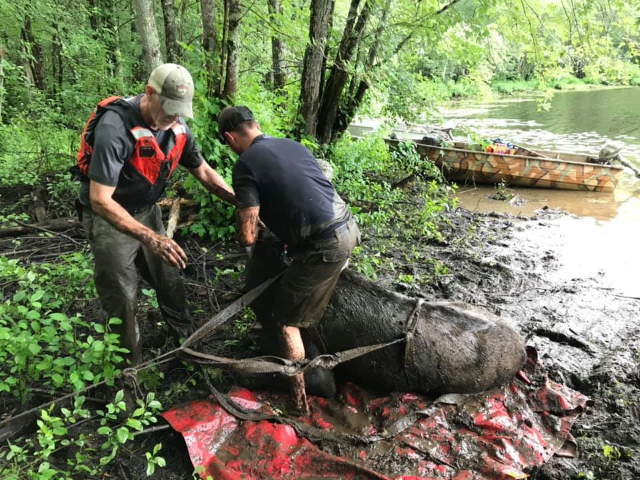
[182,338,405,376]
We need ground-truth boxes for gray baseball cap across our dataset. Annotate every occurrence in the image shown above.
[148,63,194,118]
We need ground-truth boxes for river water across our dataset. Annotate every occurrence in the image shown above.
[354,87,640,295]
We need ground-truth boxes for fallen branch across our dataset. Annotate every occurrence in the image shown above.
[13,220,84,246]
[614,294,640,301]
[0,217,79,238]
[166,197,182,239]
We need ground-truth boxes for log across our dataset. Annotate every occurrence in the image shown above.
[0,217,79,238]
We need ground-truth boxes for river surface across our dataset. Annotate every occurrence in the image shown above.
[353,87,640,296]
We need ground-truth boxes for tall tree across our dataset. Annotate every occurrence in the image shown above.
[20,14,46,90]
[336,0,391,138]
[316,0,373,144]
[161,0,181,63]
[222,0,241,98]
[200,0,218,94]
[132,0,164,72]
[0,41,5,123]
[299,0,334,137]
[267,0,286,91]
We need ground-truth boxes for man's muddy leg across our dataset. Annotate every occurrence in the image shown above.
[280,325,310,415]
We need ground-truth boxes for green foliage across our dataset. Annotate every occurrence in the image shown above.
[0,253,127,403]
[330,135,404,231]
[330,137,457,280]
[0,119,77,187]
[0,392,164,479]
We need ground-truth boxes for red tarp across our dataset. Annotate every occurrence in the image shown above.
[162,368,588,480]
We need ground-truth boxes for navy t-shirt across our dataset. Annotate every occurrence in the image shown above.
[79,95,203,207]
[232,136,350,246]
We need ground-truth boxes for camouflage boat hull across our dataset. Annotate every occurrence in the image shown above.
[403,141,624,192]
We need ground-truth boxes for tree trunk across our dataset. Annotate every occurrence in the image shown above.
[87,0,100,33]
[20,14,46,91]
[52,25,63,96]
[200,0,218,94]
[316,0,372,145]
[101,0,123,78]
[267,0,286,91]
[161,0,181,63]
[222,0,241,99]
[132,0,164,72]
[298,0,334,138]
[0,42,4,123]
[334,0,390,140]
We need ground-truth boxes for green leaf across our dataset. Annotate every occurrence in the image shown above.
[116,426,130,444]
[51,373,64,387]
[28,342,42,355]
[126,418,143,431]
[49,312,68,322]
[30,290,45,303]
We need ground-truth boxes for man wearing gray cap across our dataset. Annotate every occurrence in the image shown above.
[75,63,236,365]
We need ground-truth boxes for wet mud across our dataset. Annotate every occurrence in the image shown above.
[182,206,640,479]
[416,209,640,480]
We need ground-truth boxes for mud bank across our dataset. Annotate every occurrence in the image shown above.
[169,207,640,479]
[419,209,640,480]
[2,179,637,479]
[95,211,640,480]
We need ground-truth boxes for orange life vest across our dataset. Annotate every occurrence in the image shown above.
[76,96,188,211]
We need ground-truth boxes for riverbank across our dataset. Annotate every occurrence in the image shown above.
[152,205,640,479]
[2,178,639,479]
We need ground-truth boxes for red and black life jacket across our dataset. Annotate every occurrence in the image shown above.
[76,96,188,212]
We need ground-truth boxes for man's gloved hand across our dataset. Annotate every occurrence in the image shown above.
[245,244,255,259]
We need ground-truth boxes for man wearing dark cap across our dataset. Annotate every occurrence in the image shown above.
[217,106,360,414]
[76,63,236,365]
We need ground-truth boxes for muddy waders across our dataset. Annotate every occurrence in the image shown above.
[82,204,192,365]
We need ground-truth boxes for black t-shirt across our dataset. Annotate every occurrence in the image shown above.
[79,95,203,207]
[232,135,350,246]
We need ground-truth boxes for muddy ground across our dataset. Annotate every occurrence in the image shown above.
[1,184,638,479]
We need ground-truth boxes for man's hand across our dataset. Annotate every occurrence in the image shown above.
[144,232,188,269]
[90,181,188,269]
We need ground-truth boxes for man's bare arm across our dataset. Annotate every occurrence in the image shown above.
[189,162,237,206]
[237,206,260,246]
[89,181,187,269]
